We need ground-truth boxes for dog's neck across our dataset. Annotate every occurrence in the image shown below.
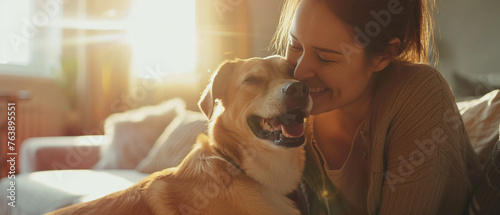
[210,121,305,195]
[238,141,305,195]
[212,146,246,174]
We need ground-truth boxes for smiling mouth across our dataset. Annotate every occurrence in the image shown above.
[308,87,327,93]
[247,109,309,147]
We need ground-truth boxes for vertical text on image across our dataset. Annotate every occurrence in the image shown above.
[6,102,17,207]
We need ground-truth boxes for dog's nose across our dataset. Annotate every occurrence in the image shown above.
[282,82,309,100]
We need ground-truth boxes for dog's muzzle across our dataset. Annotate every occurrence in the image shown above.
[247,82,310,148]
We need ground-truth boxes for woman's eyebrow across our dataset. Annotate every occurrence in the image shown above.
[290,33,342,55]
[312,46,342,55]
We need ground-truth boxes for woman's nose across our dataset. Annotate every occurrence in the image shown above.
[293,54,315,81]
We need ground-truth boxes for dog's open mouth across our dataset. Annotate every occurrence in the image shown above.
[247,109,308,147]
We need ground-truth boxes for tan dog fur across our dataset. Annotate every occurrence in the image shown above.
[46,55,311,215]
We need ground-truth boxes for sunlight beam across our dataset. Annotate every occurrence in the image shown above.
[129,0,196,79]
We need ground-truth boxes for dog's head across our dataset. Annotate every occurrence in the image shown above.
[199,55,312,149]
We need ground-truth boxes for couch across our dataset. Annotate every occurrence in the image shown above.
[0,98,208,215]
[1,91,499,215]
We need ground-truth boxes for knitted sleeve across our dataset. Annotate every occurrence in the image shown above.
[378,65,479,214]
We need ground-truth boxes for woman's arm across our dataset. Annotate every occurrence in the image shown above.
[378,66,480,214]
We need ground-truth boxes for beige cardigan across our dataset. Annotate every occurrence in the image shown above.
[304,62,482,214]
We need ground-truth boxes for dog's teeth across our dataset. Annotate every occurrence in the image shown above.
[264,123,272,131]
[260,118,274,132]
[308,87,326,93]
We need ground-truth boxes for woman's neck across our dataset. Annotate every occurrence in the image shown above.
[339,93,373,129]
[321,76,375,131]
[316,96,372,137]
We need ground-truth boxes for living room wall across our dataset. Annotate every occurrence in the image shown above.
[435,0,500,97]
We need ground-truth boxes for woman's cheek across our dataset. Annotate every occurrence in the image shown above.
[285,54,297,67]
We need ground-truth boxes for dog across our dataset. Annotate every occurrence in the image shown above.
[46,55,312,215]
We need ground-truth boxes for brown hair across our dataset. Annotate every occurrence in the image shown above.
[272,0,437,65]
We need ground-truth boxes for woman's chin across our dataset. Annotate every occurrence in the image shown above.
[309,91,337,115]
[309,102,337,115]
[309,109,323,116]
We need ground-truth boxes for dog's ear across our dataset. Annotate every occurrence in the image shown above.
[198,60,237,119]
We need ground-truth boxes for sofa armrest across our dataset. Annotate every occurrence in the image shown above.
[20,135,108,173]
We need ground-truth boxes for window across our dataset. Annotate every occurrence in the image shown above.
[0,0,62,78]
[129,0,197,79]
[0,0,196,79]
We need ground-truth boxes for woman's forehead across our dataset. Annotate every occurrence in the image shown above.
[290,0,354,48]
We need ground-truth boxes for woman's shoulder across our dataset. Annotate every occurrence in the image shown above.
[387,61,444,86]
[373,61,456,117]
[377,61,450,97]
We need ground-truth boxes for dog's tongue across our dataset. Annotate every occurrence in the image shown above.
[267,117,305,138]
[281,122,305,138]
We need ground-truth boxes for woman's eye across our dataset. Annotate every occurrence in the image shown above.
[288,42,303,51]
[317,55,335,64]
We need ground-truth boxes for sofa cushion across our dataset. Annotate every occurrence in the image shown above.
[457,89,500,167]
[20,136,105,174]
[136,110,207,173]
[93,98,185,169]
[0,170,147,215]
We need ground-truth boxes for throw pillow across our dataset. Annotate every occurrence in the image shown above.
[93,98,186,169]
[457,89,500,167]
[136,110,208,173]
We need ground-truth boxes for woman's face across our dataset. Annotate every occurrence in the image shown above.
[286,0,380,115]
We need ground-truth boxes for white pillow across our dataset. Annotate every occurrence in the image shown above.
[136,110,208,173]
[457,89,500,167]
[93,98,186,169]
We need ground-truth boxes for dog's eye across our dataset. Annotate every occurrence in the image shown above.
[243,76,263,85]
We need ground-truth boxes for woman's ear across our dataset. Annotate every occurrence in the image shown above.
[372,38,401,72]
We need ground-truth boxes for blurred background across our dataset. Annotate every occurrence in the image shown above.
[0,0,499,153]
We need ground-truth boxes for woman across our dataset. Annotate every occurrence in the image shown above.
[272,0,482,214]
